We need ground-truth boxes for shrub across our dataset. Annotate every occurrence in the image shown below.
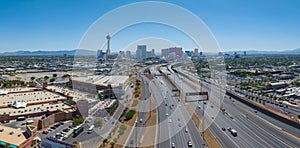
[132,99,138,107]
[125,109,136,121]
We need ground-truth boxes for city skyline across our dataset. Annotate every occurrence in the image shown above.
[0,0,300,52]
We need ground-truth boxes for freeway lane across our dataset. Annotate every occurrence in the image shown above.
[150,79,170,148]
[165,66,286,147]
[173,66,300,147]
[194,75,300,146]
[155,70,205,147]
[126,74,151,147]
[179,65,300,137]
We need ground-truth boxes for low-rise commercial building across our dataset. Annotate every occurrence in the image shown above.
[0,125,40,148]
[71,75,129,98]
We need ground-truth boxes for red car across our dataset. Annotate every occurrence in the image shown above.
[42,130,49,134]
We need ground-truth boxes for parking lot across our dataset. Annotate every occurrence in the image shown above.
[38,120,99,144]
[39,120,73,140]
[3,116,41,130]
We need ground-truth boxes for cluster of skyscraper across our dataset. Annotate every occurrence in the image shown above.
[96,34,203,61]
[161,47,183,58]
[135,45,156,60]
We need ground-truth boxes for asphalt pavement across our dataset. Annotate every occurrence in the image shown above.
[173,66,300,148]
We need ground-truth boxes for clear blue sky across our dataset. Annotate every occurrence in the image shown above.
[0,0,299,52]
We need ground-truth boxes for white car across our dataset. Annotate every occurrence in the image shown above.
[187,140,192,147]
[165,113,169,116]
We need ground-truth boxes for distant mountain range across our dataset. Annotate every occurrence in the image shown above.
[0,49,97,56]
[0,48,299,56]
[223,48,300,55]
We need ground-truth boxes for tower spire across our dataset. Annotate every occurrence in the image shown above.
[106,33,111,56]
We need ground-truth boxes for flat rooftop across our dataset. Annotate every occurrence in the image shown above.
[0,102,72,116]
[0,91,66,106]
[0,87,36,93]
[0,125,28,146]
[72,75,105,84]
[73,75,129,87]
[93,75,129,87]
[46,86,97,102]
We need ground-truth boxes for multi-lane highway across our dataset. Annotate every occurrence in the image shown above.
[125,63,300,148]
[150,66,205,148]
[169,64,300,148]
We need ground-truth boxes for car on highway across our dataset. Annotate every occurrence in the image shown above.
[171,142,175,148]
[178,123,181,127]
[198,105,201,109]
[229,128,238,136]
[185,128,188,133]
[170,105,174,109]
[187,140,192,147]
[139,118,143,123]
[221,127,226,131]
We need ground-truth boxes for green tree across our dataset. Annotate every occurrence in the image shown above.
[110,142,115,148]
[132,99,138,107]
[49,78,56,82]
[30,77,35,81]
[53,73,58,77]
[62,74,70,79]
[73,114,84,126]
[44,76,49,81]
[65,99,76,105]
[125,109,136,121]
